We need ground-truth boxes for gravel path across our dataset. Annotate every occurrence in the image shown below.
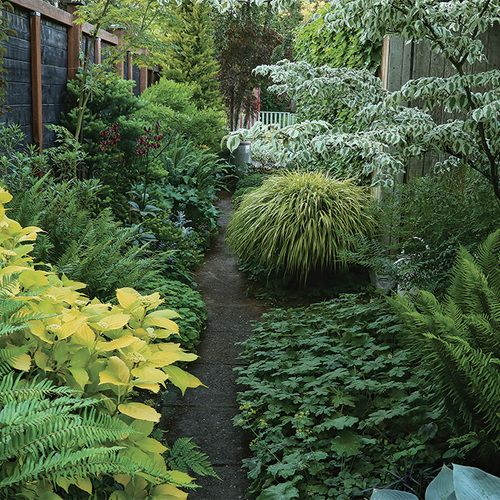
[161,193,265,499]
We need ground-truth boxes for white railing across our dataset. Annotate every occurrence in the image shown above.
[238,111,296,129]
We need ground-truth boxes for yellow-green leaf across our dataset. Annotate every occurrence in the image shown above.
[9,353,31,371]
[95,313,130,331]
[99,356,130,386]
[96,336,138,352]
[118,402,161,422]
[135,436,167,454]
[131,365,169,384]
[0,189,13,203]
[151,484,188,499]
[69,367,89,390]
[163,366,204,395]
[116,288,141,309]
[74,477,92,494]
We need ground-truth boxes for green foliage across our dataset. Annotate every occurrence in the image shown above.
[227,171,374,283]
[233,1,500,197]
[294,4,380,71]
[235,295,444,499]
[145,215,204,284]
[4,175,163,301]
[232,172,267,208]
[142,278,207,352]
[64,69,147,214]
[167,438,218,479]
[146,135,226,245]
[392,230,500,456]
[137,79,226,151]
[162,0,223,110]
[372,464,500,500]
[0,373,144,497]
[0,189,204,497]
[349,171,500,294]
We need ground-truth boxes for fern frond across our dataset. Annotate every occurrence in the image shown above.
[168,437,218,478]
[475,229,500,293]
[393,232,500,445]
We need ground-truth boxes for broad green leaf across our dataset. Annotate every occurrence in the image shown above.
[69,367,89,390]
[425,465,455,500]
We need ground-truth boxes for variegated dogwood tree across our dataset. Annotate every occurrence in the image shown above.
[227,0,500,199]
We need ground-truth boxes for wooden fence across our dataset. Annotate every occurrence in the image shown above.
[1,0,158,148]
[378,26,500,180]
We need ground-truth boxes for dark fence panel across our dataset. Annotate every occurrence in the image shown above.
[41,17,68,145]
[132,64,140,95]
[1,7,32,143]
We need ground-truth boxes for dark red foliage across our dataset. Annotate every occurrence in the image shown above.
[135,122,164,157]
[98,122,121,152]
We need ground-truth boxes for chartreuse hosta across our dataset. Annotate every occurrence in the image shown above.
[0,188,203,498]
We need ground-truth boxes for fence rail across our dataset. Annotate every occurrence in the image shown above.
[238,111,296,129]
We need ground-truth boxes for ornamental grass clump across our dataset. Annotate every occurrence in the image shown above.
[226,171,374,283]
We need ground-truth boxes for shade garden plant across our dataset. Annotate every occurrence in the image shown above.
[1,0,499,497]
[227,170,374,284]
[235,295,446,499]
[0,189,203,497]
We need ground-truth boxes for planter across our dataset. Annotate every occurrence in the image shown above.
[232,141,252,175]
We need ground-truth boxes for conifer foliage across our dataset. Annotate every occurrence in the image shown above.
[163,0,223,109]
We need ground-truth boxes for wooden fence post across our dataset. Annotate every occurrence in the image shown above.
[30,11,43,149]
[67,2,83,79]
[139,66,147,93]
[95,36,102,64]
[378,36,390,90]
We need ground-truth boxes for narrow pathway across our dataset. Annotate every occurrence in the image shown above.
[161,193,265,499]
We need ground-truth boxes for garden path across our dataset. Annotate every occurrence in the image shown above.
[161,193,265,499]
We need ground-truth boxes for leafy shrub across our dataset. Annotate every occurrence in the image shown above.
[137,79,226,151]
[0,188,203,497]
[147,136,226,245]
[392,230,500,459]
[143,278,207,352]
[63,70,147,216]
[350,171,500,294]
[235,295,445,499]
[145,215,204,284]
[294,4,381,71]
[4,176,163,301]
[0,373,145,497]
[227,171,374,283]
